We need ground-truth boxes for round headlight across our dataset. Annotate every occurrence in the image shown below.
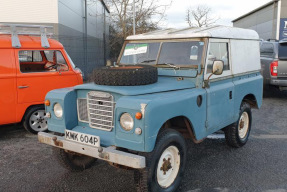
[54,103,63,118]
[120,113,134,131]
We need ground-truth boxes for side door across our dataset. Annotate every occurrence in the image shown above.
[16,49,79,104]
[204,39,235,132]
[0,49,17,125]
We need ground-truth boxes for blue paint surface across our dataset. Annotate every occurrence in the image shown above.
[74,76,196,96]
[45,70,263,152]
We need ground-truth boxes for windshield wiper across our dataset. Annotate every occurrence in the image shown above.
[140,59,156,63]
[156,63,180,69]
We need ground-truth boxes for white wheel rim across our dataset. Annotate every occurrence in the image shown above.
[156,146,181,188]
[29,110,48,132]
[238,112,249,139]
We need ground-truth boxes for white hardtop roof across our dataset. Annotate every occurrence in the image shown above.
[126,26,259,41]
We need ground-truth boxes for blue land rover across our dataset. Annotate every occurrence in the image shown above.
[38,26,263,192]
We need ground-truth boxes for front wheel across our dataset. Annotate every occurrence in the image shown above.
[134,129,187,192]
[225,102,252,148]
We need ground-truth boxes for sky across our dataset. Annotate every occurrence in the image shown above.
[160,0,271,28]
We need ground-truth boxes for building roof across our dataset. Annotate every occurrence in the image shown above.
[126,26,259,41]
[232,0,277,22]
[0,35,63,49]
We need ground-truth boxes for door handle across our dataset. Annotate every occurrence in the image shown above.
[229,91,233,99]
[18,86,29,89]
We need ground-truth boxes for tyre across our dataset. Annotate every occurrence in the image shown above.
[23,105,48,134]
[225,102,252,148]
[92,65,158,86]
[134,129,187,192]
[53,148,97,172]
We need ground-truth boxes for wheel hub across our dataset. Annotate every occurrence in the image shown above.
[238,112,249,139]
[156,146,181,188]
[160,158,172,175]
[38,117,44,123]
[239,120,245,129]
[29,110,48,132]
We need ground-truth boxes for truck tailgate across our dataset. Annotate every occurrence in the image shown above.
[278,60,287,77]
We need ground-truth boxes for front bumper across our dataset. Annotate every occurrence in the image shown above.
[38,132,146,169]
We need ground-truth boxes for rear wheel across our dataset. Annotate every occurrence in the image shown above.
[23,106,48,134]
[225,102,252,148]
[53,148,97,172]
[134,129,187,192]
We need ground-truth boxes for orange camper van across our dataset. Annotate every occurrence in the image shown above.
[0,24,83,134]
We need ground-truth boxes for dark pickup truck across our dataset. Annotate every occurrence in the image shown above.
[260,40,287,91]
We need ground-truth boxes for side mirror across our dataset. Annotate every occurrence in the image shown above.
[106,59,112,66]
[212,60,224,75]
[204,60,224,88]
[75,67,84,79]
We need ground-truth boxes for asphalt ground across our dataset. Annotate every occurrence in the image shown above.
[0,87,287,192]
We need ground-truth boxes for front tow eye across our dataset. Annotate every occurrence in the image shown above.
[98,147,109,160]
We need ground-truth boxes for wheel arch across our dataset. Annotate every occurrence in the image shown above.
[21,104,45,122]
[156,115,202,144]
[242,94,259,109]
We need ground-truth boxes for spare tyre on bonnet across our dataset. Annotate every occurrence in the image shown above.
[92,65,158,86]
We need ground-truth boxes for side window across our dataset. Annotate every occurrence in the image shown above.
[19,50,42,62]
[19,51,44,73]
[56,51,67,64]
[19,50,68,73]
[206,42,229,74]
[260,43,274,57]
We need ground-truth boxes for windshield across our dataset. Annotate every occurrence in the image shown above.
[120,41,204,66]
[120,43,160,64]
[64,50,76,68]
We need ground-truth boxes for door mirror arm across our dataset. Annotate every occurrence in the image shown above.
[204,60,224,88]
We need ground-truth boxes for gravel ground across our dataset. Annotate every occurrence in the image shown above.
[0,87,287,192]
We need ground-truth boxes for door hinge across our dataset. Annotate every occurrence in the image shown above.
[205,120,209,128]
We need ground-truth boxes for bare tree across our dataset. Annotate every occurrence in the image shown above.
[186,5,218,28]
[105,0,172,60]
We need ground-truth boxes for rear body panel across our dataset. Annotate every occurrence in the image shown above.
[0,49,17,124]
[260,56,274,85]
[260,41,287,87]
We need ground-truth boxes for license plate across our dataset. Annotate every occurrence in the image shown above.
[65,130,100,147]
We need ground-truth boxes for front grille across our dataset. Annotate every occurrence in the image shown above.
[77,98,89,122]
[77,91,115,131]
[87,91,114,131]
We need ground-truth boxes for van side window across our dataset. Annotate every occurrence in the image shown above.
[19,51,42,62]
[19,50,69,73]
[206,43,229,74]
[260,43,274,57]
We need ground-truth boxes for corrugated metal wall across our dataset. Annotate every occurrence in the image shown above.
[0,0,109,78]
[233,2,278,40]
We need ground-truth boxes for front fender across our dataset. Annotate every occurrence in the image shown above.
[45,87,77,133]
[144,88,207,152]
